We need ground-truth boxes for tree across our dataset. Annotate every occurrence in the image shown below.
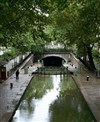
[48,0,100,71]
[0,0,99,70]
[73,0,100,70]
[0,0,53,51]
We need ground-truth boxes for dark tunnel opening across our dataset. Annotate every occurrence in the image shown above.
[42,56,63,67]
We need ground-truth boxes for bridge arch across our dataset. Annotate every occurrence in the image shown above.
[34,53,79,69]
[40,54,67,67]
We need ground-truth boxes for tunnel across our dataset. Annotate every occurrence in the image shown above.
[42,56,64,67]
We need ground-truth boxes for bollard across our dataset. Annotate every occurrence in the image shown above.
[86,76,89,81]
[10,83,13,88]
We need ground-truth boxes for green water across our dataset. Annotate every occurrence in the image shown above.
[12,75,96,122]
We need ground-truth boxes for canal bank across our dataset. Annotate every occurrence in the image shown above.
[72,61,100,122]
[0,54,36,122]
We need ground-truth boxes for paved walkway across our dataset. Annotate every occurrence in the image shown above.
[73,62,100,122]
[0,64,37,122]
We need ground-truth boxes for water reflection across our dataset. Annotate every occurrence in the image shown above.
[12,75,95,122]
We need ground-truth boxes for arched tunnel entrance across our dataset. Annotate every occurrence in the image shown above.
[41,56,64,67]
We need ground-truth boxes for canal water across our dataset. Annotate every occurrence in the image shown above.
[11,74,96,122]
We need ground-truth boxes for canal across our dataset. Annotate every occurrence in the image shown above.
[11,74,96,122]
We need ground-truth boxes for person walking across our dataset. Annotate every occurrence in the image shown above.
[16,69,19,79]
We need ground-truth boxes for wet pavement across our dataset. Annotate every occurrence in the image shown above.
[0,60,100,122]
[0,63,37,122]
[73,62,100,122]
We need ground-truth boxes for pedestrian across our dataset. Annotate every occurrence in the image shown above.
[10,83,13,89]
[16,69,19,79]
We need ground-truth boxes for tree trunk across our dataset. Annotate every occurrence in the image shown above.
[86,46,96,71]
[83,45,87,62]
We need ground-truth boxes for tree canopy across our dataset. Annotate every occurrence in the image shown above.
[48,0,100,70]
[0,0,53,51]
[0,0,100,70]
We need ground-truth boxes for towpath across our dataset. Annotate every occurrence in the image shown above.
[73,62,100,122]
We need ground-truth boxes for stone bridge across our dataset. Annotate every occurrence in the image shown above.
[34,52,79,68]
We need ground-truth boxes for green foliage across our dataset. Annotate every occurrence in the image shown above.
[44,48,72,53]
[10,32,34,53]
[0,0,53,51]
[31,45,45,54]
[93,49,100,63]
[0,0,100,70]
[1,48,19,61]
[48,0,100,69]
